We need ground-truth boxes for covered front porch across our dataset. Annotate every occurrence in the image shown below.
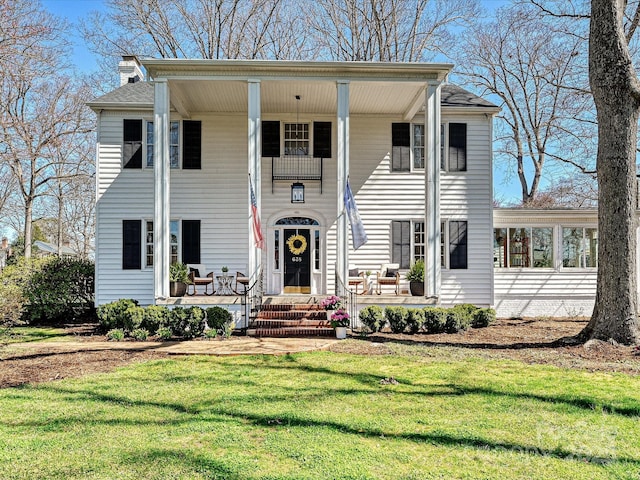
[144,59,451,303]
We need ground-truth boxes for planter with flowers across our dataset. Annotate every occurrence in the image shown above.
[329,308,350,339]
[321,295,342,321]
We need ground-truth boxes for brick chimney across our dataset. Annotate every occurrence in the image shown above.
[118,55,144,86]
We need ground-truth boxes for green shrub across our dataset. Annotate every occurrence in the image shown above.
[0,257,38,326]
[453,303,478,320]
[23,257,95,324]
[156,326,173,341]
[96,299,138,331]
[205,306,232,331]
[472,308,497,328]
[205,328,218,339]
[445,308,472,333]
[385,306,408,333]
[131,328,149,341]
[142,305,170,333]
[106,328,124,341]
[423,307,447,334]
[123,306,144,333]
[405,260,424,282]
[169,306,206,338]
[359,305,385,332]
[406,308,425,334]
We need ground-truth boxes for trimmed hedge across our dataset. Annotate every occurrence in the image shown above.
[385,306,408,333]
[359,305,385,332]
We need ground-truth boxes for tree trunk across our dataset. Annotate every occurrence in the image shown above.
[24,198,33,259]
[582,0,640,344]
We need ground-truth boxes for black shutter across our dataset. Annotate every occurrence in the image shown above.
[391,123,410,171]
[182,220,201,264]
[391,220,411,269]
[123,220,141,269]
[313,122,332,158]
[123,119,142,169]
[449,123,467,172]
[262,121,280,157]
[449,221,468,269]
[183,120,201,169]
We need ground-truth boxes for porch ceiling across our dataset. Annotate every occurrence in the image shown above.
[168,79,430,116]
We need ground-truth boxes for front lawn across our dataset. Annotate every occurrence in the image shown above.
[0,352,638,479]
[0,326,72,345]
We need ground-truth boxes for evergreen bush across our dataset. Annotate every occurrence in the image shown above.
[96,299,138,331]
[358,305,385,332]
[142,305,170,333]
[423,307,447,334]
[385,306,408,333]
[205,306,232,332]
[406,308,426,334]
[472,308,497,328]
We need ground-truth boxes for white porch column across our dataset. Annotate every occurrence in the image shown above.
[248,79,261,277]
[336,80,350,290]
[425,81,441,299]
[154,79,170,300]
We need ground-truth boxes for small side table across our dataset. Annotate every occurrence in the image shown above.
[216,275,234,295]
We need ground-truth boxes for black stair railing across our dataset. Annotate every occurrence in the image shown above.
[241,266,263,331]
[335,270,358,330]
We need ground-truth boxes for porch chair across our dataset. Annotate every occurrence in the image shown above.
[234,271,250,294]
[186,264,215,296]
[375,263,400,295]
[348,266,367,295]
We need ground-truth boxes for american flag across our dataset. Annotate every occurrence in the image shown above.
[250,179,265,250]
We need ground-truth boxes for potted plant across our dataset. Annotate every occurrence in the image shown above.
[406,260,424,296]
[169,262,191,297]
[321,295,342,320]
[221,266,228,274]
[330,308,350,339]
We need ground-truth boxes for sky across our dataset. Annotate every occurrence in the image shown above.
[40,0,522,203]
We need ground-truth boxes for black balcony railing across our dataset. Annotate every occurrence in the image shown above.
[271,156,324,193]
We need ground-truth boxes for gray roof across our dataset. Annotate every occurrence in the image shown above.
[441,84,499,109]
[33,240,78,256]
[88,79,498,111]
[87,81,154,109]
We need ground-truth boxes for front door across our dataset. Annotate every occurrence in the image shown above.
[283,228,311,294]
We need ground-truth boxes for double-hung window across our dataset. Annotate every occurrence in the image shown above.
[124,119,201,170]
[391,220,427,268]
[284,123,309,155]
[391,123,425,171]
[124,219,200,270]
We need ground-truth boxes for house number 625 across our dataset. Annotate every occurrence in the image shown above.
[292,257,302,262]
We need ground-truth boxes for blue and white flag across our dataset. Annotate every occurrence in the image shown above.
[344,179,368,250]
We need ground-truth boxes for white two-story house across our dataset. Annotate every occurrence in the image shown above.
[88,57,500,313]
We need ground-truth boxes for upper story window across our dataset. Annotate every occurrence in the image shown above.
[284,123,309,156]
[391,123,424,171]
[441,122,467,172]
[123,119,201,170]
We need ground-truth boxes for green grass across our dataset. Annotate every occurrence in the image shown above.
[0,326,72,344]
[0,351,639,479]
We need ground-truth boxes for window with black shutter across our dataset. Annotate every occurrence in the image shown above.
[391,220,411,268]
[448,123,467,172]
[391,123,410,172]
[181,220,201,264]
[449,220,468,269]
[262,121,280,157]
[182,120,201,169]
[123,119,142,169]
[313,122,331,158]
[123,220,142,269]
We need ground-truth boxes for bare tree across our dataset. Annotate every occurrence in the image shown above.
[307,0,479,61]
[456,4,592,205]
[0,69,93,258]
[81,0,305,69]
[584,0,640,345]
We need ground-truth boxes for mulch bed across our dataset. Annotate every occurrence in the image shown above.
[1,319,638,389]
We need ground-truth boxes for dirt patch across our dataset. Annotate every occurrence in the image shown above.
[1,319,639,389]
[330,318,640,375]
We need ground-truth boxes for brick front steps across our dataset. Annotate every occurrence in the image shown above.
[247,303,335,337]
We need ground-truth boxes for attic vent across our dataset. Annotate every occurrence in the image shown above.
[127,75,140,84]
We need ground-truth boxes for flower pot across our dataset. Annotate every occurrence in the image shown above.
[326,310,333,321]
[409,281,424,297]
[335,326,347,339]
[170,281,187,297]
